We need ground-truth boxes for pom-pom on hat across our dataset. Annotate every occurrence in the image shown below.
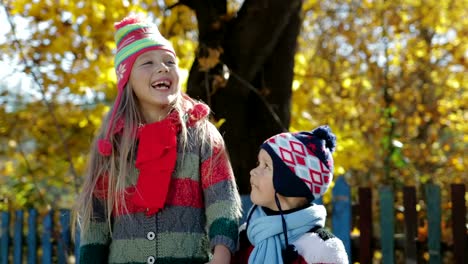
[261,125,336,201]
[98,14,176,156]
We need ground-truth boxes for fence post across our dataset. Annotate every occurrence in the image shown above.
[332,176,351,262]
[403,186,417,264]
[451,184,466,264]
[58,209,71,264]
[425,183,441,264]
[0,212,10,264]
[42,210,53,264]
[315,196,323,205]
[240,195,253,224]
[27,209,37,264]
[359,187,372,263]
[75,224,80,264]
[379,186,394,264]
[13,210,23,264]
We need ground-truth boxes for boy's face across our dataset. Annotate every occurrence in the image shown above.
[250,149,276,209]
[130,49,180,114]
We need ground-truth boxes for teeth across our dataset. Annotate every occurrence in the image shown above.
[154,80,170,86]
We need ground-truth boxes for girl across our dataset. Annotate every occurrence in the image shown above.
[233,126,348,264]
[77,15,241,264]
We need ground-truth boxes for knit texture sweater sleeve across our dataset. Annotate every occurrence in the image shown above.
[79,177,111,264]
[201,123,241,254]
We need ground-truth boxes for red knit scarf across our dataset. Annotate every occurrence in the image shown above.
[102,96,210,215]
[132,110,181,215]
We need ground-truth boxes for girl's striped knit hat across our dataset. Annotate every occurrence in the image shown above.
[98,14,176,156]
[261,125,336,201]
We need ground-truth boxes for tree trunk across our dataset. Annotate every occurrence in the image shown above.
[186,0,303,193]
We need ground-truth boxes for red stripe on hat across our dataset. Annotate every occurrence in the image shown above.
[117,31,160,52]
[114,15,144,30]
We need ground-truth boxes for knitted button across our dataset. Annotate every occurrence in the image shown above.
[147,231,155,241]
[147,256,155,264]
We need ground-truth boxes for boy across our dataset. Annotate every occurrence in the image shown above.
[234,125,348,264]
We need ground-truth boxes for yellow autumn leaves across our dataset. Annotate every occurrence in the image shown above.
[291,0,467,188]
[0,0,466,211]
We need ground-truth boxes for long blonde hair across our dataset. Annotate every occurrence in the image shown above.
[75,77,243,236]
[75,83,194,234]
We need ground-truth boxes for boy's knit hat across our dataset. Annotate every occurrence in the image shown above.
[98,14,176,156]
[261,125,336,201]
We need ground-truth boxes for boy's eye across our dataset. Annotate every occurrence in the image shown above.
[143,61,153,65]
[166,60,176,65]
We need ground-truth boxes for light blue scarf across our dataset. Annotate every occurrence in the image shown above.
[246,204,326,264]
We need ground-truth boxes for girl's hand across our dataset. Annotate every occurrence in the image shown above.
[206,245,231,264]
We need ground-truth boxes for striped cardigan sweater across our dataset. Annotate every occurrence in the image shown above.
[79,122,241,264]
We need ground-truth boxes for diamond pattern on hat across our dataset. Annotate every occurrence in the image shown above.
[295,155,306,166]
[266,133,333,199]
[276,135,289,148]
[307,155,321,171]
[295,166,309,181]
[290,141,306,155]
[279,147,294,164]
[310,170,323,185]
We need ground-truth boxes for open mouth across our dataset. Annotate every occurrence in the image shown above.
[151,79,172,90]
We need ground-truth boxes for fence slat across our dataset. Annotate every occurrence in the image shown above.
[240,195,253,224]
[13,210,23,264]
[403,186,418,264]
[75,225,80,264]
[315,196,323,205]
[379,186,394,264]
[359,187,372,263]
[58,209,71,264]
[451,184,466,264]
[0,182,462,263]
[425,183,441,264]
[332,176,351,262]
[42,210,53,264]
[0,212,10,264]
[27,209,38,264]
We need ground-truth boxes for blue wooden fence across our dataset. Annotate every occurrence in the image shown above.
[332,176,351,258]
[0,209,79,264]
[0,179,466,263]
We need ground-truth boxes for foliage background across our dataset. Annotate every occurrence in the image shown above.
[0,0,466,246]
